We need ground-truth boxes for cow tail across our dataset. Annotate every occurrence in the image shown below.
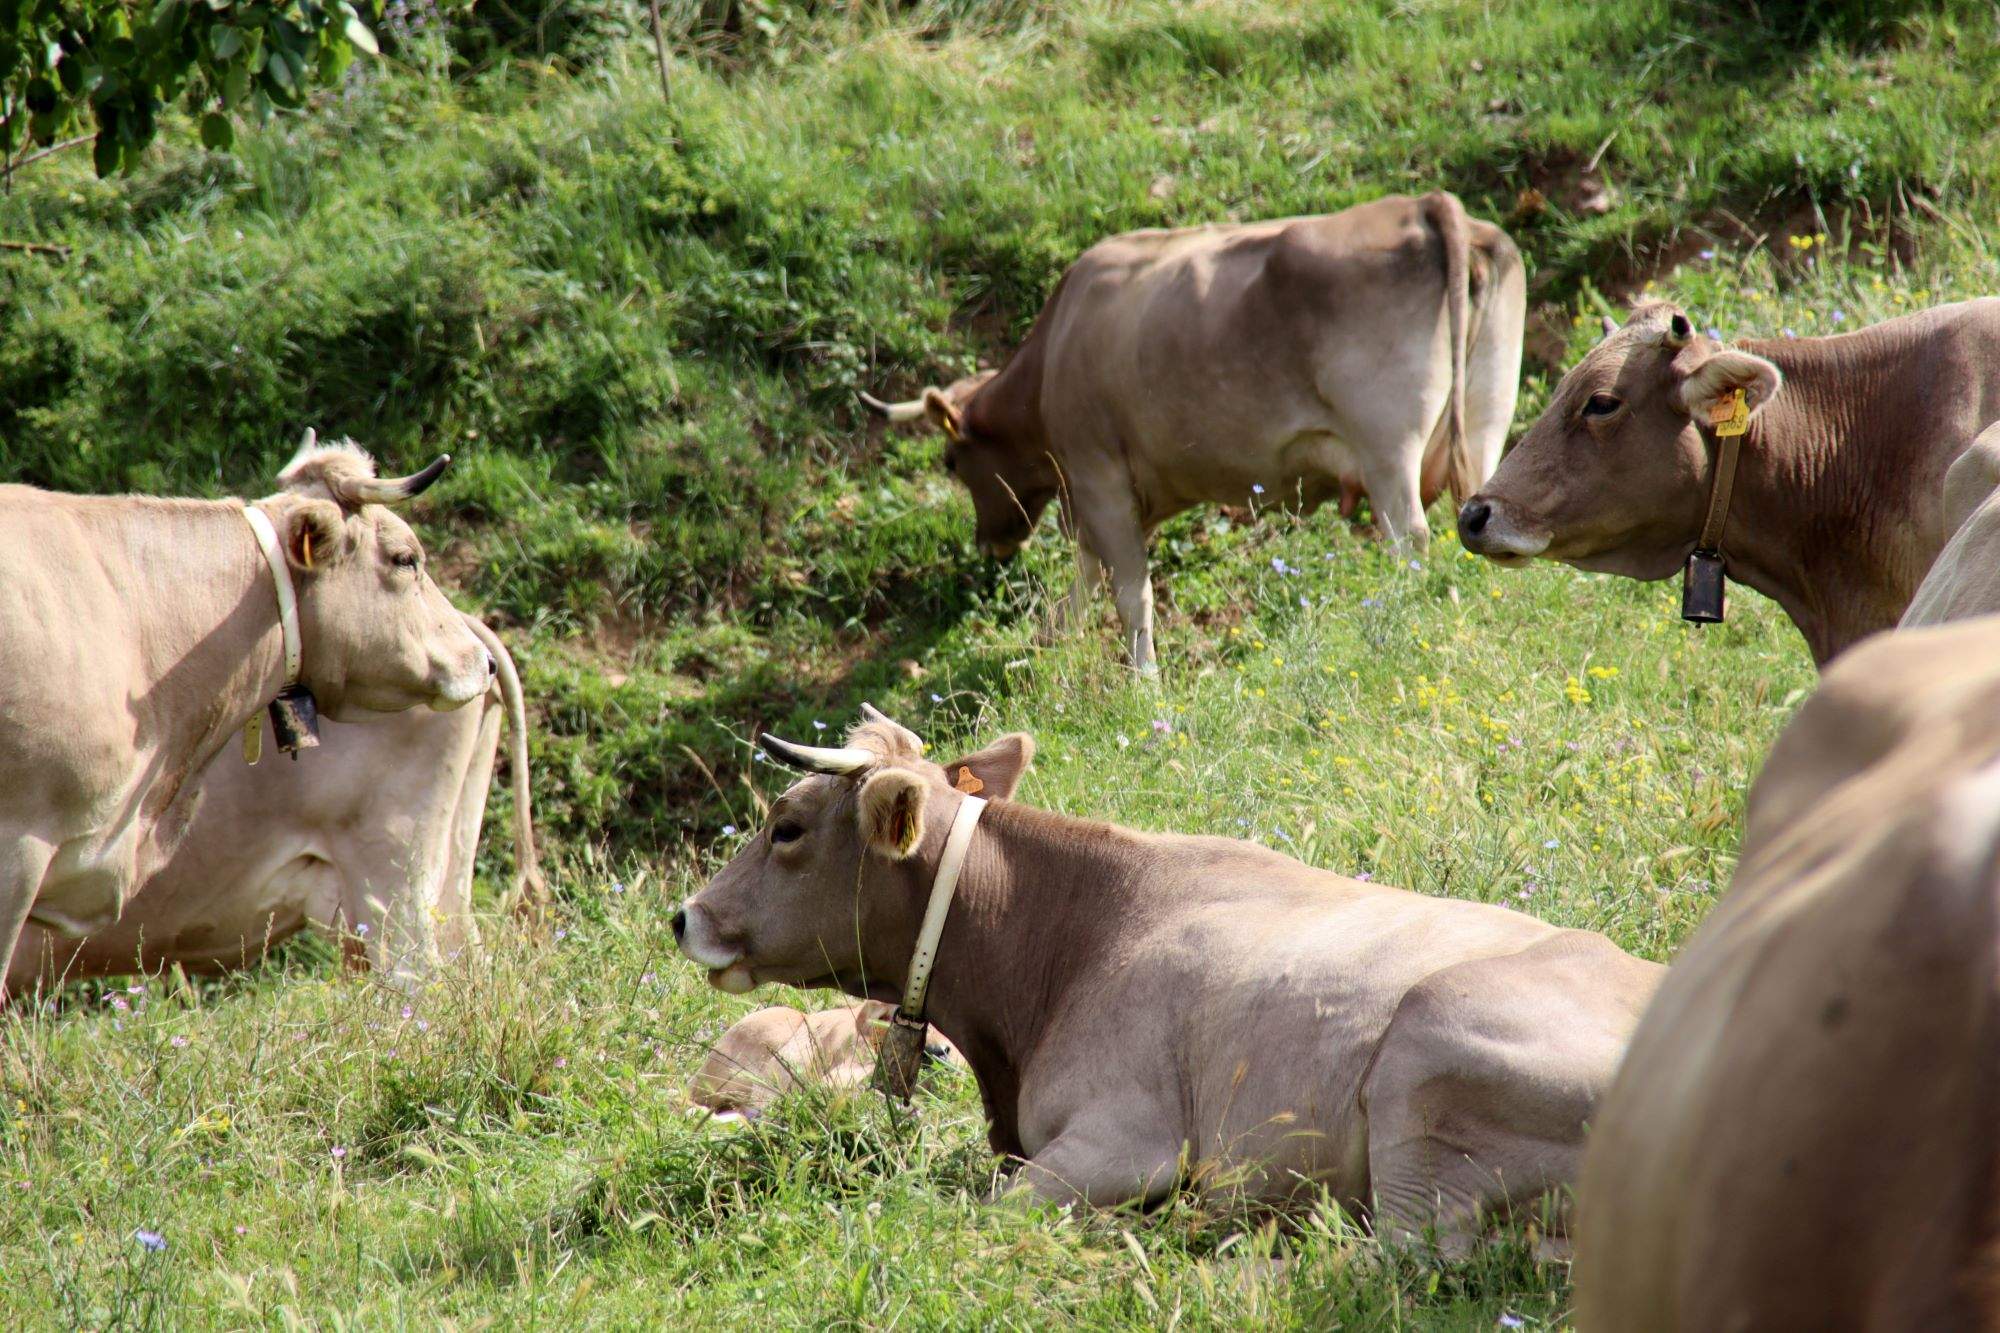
[1424,191,1477,509]
[463,614,547,924]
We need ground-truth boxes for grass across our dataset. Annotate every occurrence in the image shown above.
[1,0,1996,1323]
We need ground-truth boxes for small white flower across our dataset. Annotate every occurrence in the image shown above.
[722,824,737,837]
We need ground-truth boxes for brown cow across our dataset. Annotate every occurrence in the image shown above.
[1902,422,2000,628]
[674,709,1660,1245]
[0,436,493,993]
[865,192,1525,672]
[1458,299,2000,664]
[1572,615,2000,1329]
[5,614,540,995]
[686,1000,959,1122]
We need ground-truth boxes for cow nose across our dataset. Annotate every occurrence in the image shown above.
[671,909,687,941]
[1457,499,1492,542]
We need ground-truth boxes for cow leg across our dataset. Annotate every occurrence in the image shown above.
[1355,449,1430,554]
[1040,541,1105,644]
[1071,504,1157,674]
[1360,949,1618,1254]
[997,1120,1182,1211]
[0,835,57,1003]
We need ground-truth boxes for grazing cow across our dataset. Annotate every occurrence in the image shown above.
[1572,616,2000,1329]
[863,192,1525,671]
[0,436,494,993]
[674,709,1660,1243]
[1457,299,2000,664]
[1902,423,2000,628]
[686,1000,959,1123]
[4,615,541,995]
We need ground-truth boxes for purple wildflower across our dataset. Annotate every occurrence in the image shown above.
[135,1229,166,1253]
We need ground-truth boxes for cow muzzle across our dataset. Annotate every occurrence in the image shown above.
[1456,497,1551,562]
[674,901,755,993]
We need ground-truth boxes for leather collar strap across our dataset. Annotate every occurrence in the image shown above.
[1695,422,1744,557]
[899,793,985,1021]
[241,506,302,684]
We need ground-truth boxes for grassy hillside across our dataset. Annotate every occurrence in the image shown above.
[2,0,1998,1323]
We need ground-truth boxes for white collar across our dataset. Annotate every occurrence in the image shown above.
[900,793,985,1021]
[241,506,301,685]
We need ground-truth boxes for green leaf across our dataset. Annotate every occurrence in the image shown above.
[342,15,379,56]
[200,111,232,149]
[210,25,242,59]
[266,46,296,93]
[222,61,248,107]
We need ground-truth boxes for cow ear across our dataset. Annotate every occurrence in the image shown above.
[922,388,963,442]
[272,496,348,573]
[943,733,1035,801]
[1678,348,1783,424]
[858,769,929,859]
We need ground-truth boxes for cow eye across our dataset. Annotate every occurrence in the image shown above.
[771,820,805,845]
[391,551,420,570]
[1583,393,1622,419]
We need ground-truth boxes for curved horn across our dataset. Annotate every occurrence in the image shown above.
[758,733,875,775]
[1664,312,1693,349]
[857,702,925,755]
[299,426,318,452]
[336,454,453,506]
[859,391,928,424]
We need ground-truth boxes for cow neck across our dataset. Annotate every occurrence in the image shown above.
[889,796,1148,1156]
[86,496,293,816]
[1700,340,1938,665]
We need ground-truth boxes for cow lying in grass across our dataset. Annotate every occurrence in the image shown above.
[687,1000,958,1123]
[1459,299,2000,663]
[1573,615,2000,1328]
[674,708,1661,1246]
[5,614,541,996]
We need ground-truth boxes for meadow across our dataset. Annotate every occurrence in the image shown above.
[1,0,1997,1324]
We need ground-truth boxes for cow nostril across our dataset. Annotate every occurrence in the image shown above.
[1458,499,1492,539]
[671,909,687,940]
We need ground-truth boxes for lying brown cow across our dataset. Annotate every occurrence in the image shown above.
[1458,299,2000,664]
[1573,616,2000,1328]
[1902,422,2000,628]
[0,436,494,994]
[686,1000,957,1122]
[865,192,1525,672]
[674,709,1660,1244]
[5,614,540,995]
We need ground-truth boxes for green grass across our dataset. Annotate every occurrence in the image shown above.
[2,0,1997,1323]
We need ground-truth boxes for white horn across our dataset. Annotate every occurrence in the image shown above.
[299,426,318,451]
[859,391,928,424]
[758,734,874,775]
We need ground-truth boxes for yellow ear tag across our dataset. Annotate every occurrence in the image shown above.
[1710,387,1749,438]
[242,716,263,766]
[941,416,961,444]
[954,767,985,795]
[300,530,314,570]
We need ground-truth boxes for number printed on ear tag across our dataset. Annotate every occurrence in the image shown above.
[1710,388,1749,437]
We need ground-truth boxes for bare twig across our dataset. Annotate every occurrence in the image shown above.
[648,0,675,111]
[0,239,69,258]
[8,132,93,175]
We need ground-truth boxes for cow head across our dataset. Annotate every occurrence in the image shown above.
[259,432,492,719]
[1457,303,1782,579]
[861,370,1060,560]
[674,706,1035,999]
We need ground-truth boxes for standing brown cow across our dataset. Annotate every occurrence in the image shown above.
[866,192,1525,673]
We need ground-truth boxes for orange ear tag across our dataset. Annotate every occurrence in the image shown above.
[1709,388,1749,438]
[300,530,314,570]
[954,767,985,795]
